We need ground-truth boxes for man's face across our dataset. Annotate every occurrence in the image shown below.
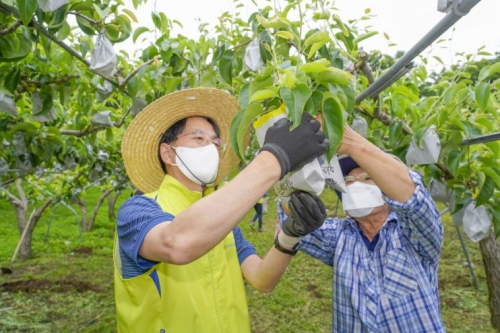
[345,167,376,187]
[171,117,218,149]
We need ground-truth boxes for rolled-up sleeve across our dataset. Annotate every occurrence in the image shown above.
[384,170,443,264]
[117,196,174,270]
[233,227,256,264]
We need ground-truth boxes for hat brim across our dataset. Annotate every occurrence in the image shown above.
[122,88,242,193]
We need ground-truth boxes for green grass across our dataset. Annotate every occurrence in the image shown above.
[0,187,496,332]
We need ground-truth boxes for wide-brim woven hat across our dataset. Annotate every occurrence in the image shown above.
[122,88,241,193]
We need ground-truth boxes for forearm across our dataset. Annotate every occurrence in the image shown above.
[340,125,415,202]
[167,151,281,262]
[241,249,293,293]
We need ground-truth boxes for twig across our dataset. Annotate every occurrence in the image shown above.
[24,75,77,87]
[120,58,156,89]
[287,40,310,59]
[68,11,99,26]
[350,51,369,74]
[60,125,108,137]
[0,19,21,36]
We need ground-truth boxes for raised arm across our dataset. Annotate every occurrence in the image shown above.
[140,114,329,265]
[338,125,415,202]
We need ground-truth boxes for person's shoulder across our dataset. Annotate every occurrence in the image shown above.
[117,195,163,224]
[120,194,159,210]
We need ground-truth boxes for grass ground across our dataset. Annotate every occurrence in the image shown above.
[0,187,496,332]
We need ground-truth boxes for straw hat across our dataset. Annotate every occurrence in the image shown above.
[121,88,241,193]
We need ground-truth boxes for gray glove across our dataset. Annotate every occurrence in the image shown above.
[260,112,329,179]
[282,191,327,237]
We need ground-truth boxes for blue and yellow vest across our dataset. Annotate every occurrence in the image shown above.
[114,175,250,333]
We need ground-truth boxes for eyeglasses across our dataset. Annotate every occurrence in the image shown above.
[344,173,373,186]
[176,129,226,153]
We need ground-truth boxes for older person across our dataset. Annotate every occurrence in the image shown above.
[115,88,328,333]
[277,124,445,332]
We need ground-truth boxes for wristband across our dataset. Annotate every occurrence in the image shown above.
[274,235,299,256]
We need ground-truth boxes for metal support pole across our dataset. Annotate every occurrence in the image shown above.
[356,0,483,105]
[440,206,479,289]
[461,132,500,146]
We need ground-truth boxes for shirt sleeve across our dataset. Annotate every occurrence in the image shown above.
[233,226,256,264]
[117,196,174,270]
[276,200,339,267]
[383,170,443,264]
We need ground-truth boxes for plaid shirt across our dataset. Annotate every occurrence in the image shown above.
[278,171,445,332]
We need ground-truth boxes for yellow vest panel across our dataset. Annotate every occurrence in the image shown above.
[114,175,250,333]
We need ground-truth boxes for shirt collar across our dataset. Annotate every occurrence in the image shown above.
[342,211,398,232]
[158,174,214,204]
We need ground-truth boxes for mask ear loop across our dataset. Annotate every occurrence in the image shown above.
[169,145,208,189]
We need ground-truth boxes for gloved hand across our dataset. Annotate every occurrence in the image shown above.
[260,112,329,179]
[278,191,326,250]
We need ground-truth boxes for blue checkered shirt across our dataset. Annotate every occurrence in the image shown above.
[278,171,445,332]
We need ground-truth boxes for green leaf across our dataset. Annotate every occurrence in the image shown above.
[298,58,330,73]
[249,66,274,96]
[389,120,403,146]
[307,40,328,58]
[477,176,494,207]
[413,126,429,149]
[17,0,38,25]
[5,68,21,94]
[219,50,234,85]
[0,31,32,62]
[353,31,378,45]
[55,21,70,41]
[211,44,225,64]
[238,83,250,109]
[340,85,355,113]
[152,12,161,31]
[482,167,500,191]
[280,84,312,129]
[304,90,323,116]
[478,62,500,82]
[229,107,246,161]
[123,9,138,23]
[275,31,294,40]
[303,31,329,48]
[237,104,265,161]
[475,82,490,111]
[322,97,344,161]
[315,68,352,86]
[133,27,149,43]
[249,87,279,102]
[76,15,96,35]
[447,149,461,177]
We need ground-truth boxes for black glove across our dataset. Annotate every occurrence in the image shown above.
[260,112,329,179]
[282,191,327,237]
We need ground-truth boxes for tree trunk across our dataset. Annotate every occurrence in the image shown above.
[479,231,500,331]
[6,179,58,262]
[107,191,120,221]
[77,196,88,232]
[88,189,113,231]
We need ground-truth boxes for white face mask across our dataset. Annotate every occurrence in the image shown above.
[170,144,219,186]
[342,182,385,218]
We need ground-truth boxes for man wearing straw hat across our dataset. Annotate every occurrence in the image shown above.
[115,87,329,332]
[277,124,445,332]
